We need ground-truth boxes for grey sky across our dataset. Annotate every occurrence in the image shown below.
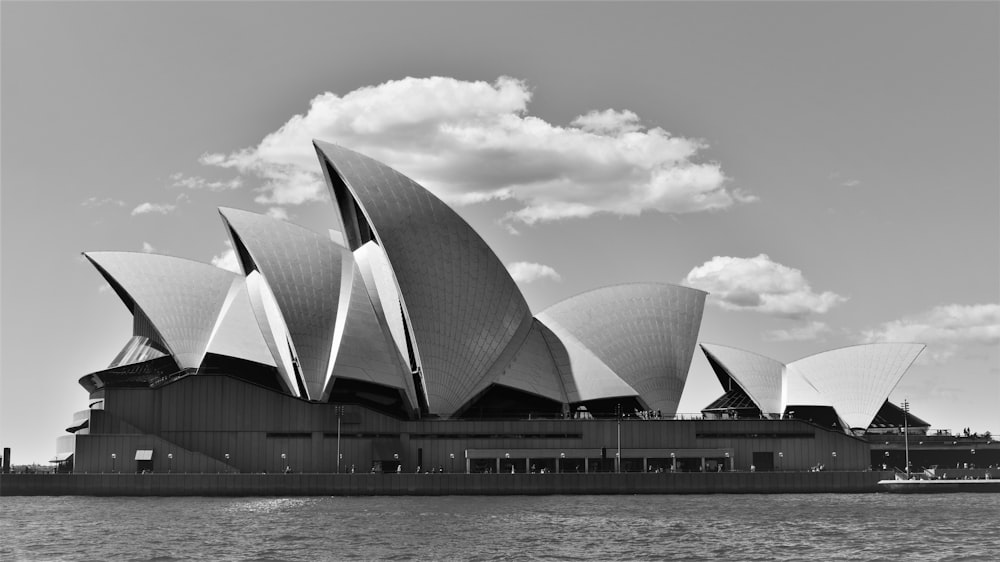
[2,2,997,463]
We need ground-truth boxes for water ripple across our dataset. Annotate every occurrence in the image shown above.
[1,494,998,561]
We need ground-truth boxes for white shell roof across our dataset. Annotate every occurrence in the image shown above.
[537,283,707,414]
[315,141,534,416]
[206,278,276,367]
[700,344,784,415]
[702,343,925,430]
[789,343,925,430]
[488,321,569,405]
[219,208,351,401]
[328,263,419,410]
[84,252,239,371]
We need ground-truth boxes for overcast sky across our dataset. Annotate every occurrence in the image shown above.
[3,2,997,463]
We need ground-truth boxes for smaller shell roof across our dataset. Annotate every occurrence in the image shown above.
[789,343,925,431]
[702,342,925,431]
[700,343,784,415]
[219,207,351,401]
[537,283,707,415]
[83,251,239,371]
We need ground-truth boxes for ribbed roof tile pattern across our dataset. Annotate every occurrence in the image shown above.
[700,344,784,415]
[537,283,707,414]
[487,320,568,404]
[219,208,351,401]
[314,141,533,416]
[789,343,924,430]
[206,278,276,367]
[329,264,418,410]
[84,252,238,370]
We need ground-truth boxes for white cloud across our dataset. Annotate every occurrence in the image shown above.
[169,172,243,191]
[81,197,125,208]
[265,207,290,221]
[842,179,861,187]
[200,76,748,225]
[131,202,176,216]
[863,304,1000,346]
[682,254,847,318]
[764,321,831,342]
[141,242,156,253]
[210,241,241,274]
[507,261,562,284]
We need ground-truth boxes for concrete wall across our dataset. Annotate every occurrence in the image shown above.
[1,471,889,497]
[70,376,871,475]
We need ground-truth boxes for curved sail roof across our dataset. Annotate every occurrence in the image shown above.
[83,252,238,371]
[219,208,352,401]
[789,343,925,430]
[537,283,707,414]
[482,320,568,405]
[328,263,419,410]
[206,278,276,367]
[314,141,533,416]
[700,343,784,415]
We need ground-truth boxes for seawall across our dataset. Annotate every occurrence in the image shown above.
[0,471,890,496]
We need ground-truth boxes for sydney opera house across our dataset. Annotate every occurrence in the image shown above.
[53,141,927,475]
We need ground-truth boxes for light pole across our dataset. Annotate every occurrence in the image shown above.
[224,453,230,473]
[831,451,837,471]
[778,452,783,471]
[281,453,288,474]
[449,453,455,473]
[167,453,173,473]
[616,403,622,474]
[902,399,910,479]
[560,452,565,473]
[335,405,344,474]
[725,451,731,472]
[111,453,117,473]
[394,453,399,473]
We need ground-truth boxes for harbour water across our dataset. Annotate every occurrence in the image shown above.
[2,494,997,561]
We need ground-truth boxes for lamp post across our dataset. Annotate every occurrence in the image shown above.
[394,453,399,473]
[281,453,287,474]
[224,453,230,473]
[724,451,731,472]
[616,403,622,474]
[111,453,117,473]
[670,452,676,472]
[559,452,565,473]
[334,405,344,474]
[167,453,173,473]
[831,451,837,471]
[449,453,455,473]
[902,399,910,479]
[778,452,783,472]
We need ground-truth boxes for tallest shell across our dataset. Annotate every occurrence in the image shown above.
[314,141,534,416]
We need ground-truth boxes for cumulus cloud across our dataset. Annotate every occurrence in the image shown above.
[764,321,831,342]
[211,241,241,273]
[169,173,243,191]
[683,254,847,318]
[265,207,290,221]
[507,261,562,284]
[141,242,157,253]
[131,202,176,216]
[199,76,749,225]
[863,304,1000,346]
